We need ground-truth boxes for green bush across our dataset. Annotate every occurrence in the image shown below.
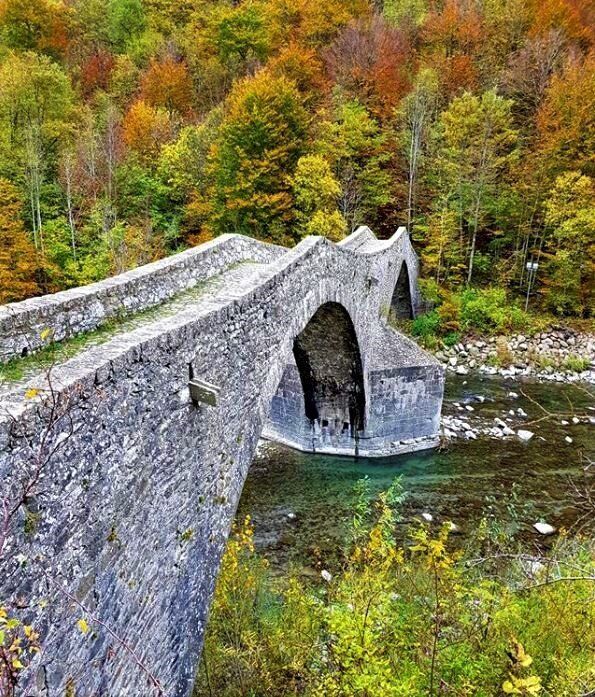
[196,487,595,697]
[443,331,461,347]
[400,287,554,346]
[410,310,441,338]
[460,287,512,333]
[562,354,591,373]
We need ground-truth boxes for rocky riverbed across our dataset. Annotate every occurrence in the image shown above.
[239,375,594,570]
[434,327,595,384]
[441,391,594,444]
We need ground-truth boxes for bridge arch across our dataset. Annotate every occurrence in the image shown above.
[262,295,368,455]
[293,302,365,434]
[389,260,414,321]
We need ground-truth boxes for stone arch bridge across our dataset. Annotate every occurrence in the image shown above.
[0,226,443,696]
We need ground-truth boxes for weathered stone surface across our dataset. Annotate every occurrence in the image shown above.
[0,234,285,362]
[0,226,444,696]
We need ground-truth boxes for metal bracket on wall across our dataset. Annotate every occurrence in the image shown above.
[189,378,220,407]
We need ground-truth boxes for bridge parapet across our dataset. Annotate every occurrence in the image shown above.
[0,234,284,362]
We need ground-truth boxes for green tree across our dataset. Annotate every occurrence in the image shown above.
[0,52,74,259]
[110,0,146,51]
[205,71,308,242]
[396,68,438,231]
[159,108,223,202]
[209,1,271,68]
[317,98,391,232]
[431,90,518,284]
[383,0,428,28]
[291,154,346,240]
[71,0,146,53]
[542,171,595,316]
[417,202,465,285]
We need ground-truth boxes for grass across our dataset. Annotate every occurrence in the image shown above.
[0,258,266,386]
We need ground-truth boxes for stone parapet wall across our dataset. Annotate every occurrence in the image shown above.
[0,234,284,363]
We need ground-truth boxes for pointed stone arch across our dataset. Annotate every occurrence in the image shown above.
[293,302,365,434]
[390,261,414,321]
[265,301,367,453]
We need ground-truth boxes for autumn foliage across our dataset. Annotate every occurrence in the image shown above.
[0,179,39,303]
[0,0,591,316]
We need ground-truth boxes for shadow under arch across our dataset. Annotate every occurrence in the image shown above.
[389,261,414,321]
[265,301,367,454]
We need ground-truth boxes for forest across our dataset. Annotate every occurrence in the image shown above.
[0,0,593,320]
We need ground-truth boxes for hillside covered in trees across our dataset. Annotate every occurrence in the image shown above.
[0,0,593,318]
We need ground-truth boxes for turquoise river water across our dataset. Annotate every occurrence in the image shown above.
[238,375,594,572]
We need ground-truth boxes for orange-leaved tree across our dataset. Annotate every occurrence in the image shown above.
[140,56,194,117]
[0,178,40,303]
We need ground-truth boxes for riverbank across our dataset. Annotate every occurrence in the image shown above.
[433,327,594,384]
[197,483,595,697]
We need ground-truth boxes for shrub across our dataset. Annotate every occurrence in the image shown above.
[418,277,441,306]
[409,310,441,348]
[459,287,520,334]
[495,336,514,366]
[437,294,461,332]
[410,310,440,339]
[562,354,591,373]
[195,487,595,697]
[443,331,461,347]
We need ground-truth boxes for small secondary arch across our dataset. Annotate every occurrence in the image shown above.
[389,261,414,321]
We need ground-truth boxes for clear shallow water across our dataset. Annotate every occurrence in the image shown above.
[238,375,594,572]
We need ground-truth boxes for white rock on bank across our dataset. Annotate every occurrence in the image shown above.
[421,512,433,522]
[321,570,332,583]
[533,522,556,536]
[565,436,573,444]
[517,429,534,442]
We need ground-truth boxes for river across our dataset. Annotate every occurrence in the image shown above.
[238,375,594,572]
